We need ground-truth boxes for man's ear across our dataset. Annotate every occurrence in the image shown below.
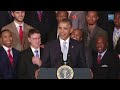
[0,38,2,44]
[70,28,73,34]
[11,11,14,17]
[28,37,31,43]
[97,16,99,20]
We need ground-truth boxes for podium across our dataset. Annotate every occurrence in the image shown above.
[38,68,91,79]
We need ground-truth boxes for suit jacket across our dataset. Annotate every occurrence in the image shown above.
[42,38,87,68]
[92,50,120,79]
[108,26,120,53]
[1,21,34,51]
[97,11,114,31]
[17,47,44,79]
[24,11,57,44]
[0,46,19,79]
[0,11,13,30]
[116,37,120,54]
[69,11,87,30]
[84,25,108,51]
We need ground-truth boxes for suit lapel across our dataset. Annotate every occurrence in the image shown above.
[22,23,28,47]
[1,47,13,69]
[99,50,108,65]
[11,22,21,43]
[90,26,98,40]
[67,38,75,67]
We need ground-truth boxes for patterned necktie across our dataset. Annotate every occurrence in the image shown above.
[62,42,67,61]
[19,26,23,44]
[34,50,39,57]
[97,54,101,64]
[8,49,13,66]
[37,11,42,22]
[113,31,119,48]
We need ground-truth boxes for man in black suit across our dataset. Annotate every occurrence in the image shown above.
[92,35,120,79]
[24,11,57,44]
[108,11,120,52]
[17,29,43,79]
[42,19,86,68]
[0,11,13,30]
[0,29,19,79]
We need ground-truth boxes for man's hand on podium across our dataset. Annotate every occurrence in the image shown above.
[35,69,40,79]
[90,69,93,79]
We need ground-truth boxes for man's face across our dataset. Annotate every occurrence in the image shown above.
[58,22,72,40]
[96,36,107,53]
[12,11,25,23]
[28,33,41,49]
[0,31,13,48]
[86,11,99,25]
[114,13,120,28]
[57,11,68,23]
[71,30,83,41]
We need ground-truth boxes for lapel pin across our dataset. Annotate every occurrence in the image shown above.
[71,46,74,48]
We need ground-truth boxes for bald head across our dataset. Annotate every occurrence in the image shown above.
[96,35,108,53]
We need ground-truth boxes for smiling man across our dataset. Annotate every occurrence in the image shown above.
[0,30,20,79]
[92,35,120,79]
[42,19,86,68]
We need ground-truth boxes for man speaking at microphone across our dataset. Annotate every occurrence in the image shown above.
[41,19,86,68]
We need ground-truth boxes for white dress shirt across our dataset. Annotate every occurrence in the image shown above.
[31,46,40,58]
[14,21,24,33]
[2,45,13,57]
[98,49,107,60]
[59,37,70,61]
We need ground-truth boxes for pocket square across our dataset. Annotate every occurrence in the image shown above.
[72,15,77,19]
[101,65,108,67]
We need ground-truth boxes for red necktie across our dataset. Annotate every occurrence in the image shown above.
[8,49,13,66]
[97,54,101,64]
[37,11,42,22]
[19,26,23,44]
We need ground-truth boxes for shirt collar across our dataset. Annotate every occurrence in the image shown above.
[30,46,40,54]
[59,37,70,45]
[14,20,24,29]
[2,45,12,52]
[114,27,120,33]
[98,49,107,58]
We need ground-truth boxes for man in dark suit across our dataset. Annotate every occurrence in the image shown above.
[24,11,57,44]
[17,29,43,79]
[108,11,120,52]
[0,29,19,79]
[0,11,13,30]
[42,19,86,68]
[92,35,120,79]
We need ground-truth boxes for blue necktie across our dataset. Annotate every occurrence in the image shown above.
[34,50,39,57]
[63,42,67,61]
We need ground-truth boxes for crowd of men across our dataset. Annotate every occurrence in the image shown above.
[0,11,120,79]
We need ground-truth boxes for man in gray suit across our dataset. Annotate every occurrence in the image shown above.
[84,11,108,68]
[69,11,87,31]
[84,11,108,52]
[1,11,34,51]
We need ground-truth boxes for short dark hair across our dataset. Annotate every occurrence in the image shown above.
[59,18,72,27]
[56,11,68,18]
[28,29,41,37]
[87,11,98,16]
[0,29,12,38]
